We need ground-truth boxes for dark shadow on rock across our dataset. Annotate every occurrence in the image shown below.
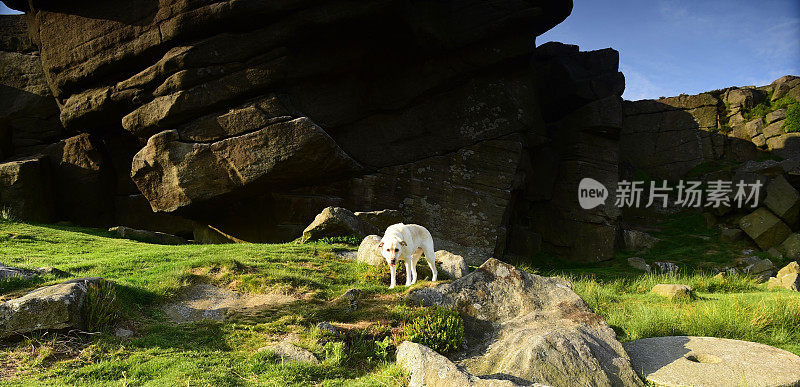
[33,0,158,26]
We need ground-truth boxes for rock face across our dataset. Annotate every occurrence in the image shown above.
[0,278,103,338]
[0,156,54,222]
[0,15,65,160]
[407,258,642,386]
[0,1,633,263]
[624,336,800,387]
[621,76,800,181]
[353,209,403,232]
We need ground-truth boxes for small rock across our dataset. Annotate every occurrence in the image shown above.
[0,266,38,280]
[743,258,775,276]
[627,257,651,272]
[653,261,679,274]
[336,251,357,261]
[114,328,134,338]
[258,341,319,364]
[339,288,361,311]
[356,235,384,266]
[720,228,743,242]
[434,250,469,279]
[651,284,693,300]
[623,229,660,252]
[316,321,338,336]
[35,267,71,277]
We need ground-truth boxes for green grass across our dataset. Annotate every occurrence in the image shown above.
[785,102,800,133]
[0,221,413,386]
[1,213,800,385]
[534,211,800,356]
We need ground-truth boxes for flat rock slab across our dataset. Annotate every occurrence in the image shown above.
[623,336,800,387]
[162,284,296,323]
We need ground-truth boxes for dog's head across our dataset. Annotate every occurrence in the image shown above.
[378,239,406,267]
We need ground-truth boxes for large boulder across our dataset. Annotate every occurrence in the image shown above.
[300,207,378,243]
[767,261,800,291]
[407,258,642,386]
[396,341,538,387]
[44,134,115,227]
[738,208,792,250]
[779,233,800,259]
[763,175,800,226]
[0,278,104,338]
[0,156,54,222]
[131,119,363,214]
[109,226,188,245]
[356,235,384,267]
[434,250,469,279]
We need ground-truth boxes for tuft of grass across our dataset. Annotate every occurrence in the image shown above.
[400,306,463,355]
[318,235,362,246]
[82,280,123,333]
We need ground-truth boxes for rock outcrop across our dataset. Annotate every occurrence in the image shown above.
[407,258,642,386]
[0,1,630,262]
[621,76,799,181]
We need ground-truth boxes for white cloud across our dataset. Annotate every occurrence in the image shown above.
[620,63,669,100]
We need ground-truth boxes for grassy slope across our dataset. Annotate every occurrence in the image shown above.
[1,213,799,385]
[533,212,800,356]
[0,221,408,386]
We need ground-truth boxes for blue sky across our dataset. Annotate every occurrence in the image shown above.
[540,0,800,100]
[3,1,799,101]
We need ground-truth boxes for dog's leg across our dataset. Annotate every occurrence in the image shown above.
[423,244,438,282]
[410,248,422,284]
[389,265,397,289]
[404,258,412,286]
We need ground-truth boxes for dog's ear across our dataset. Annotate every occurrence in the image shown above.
[399,241,407,246]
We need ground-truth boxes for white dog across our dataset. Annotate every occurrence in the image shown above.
[378,223,438,289]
